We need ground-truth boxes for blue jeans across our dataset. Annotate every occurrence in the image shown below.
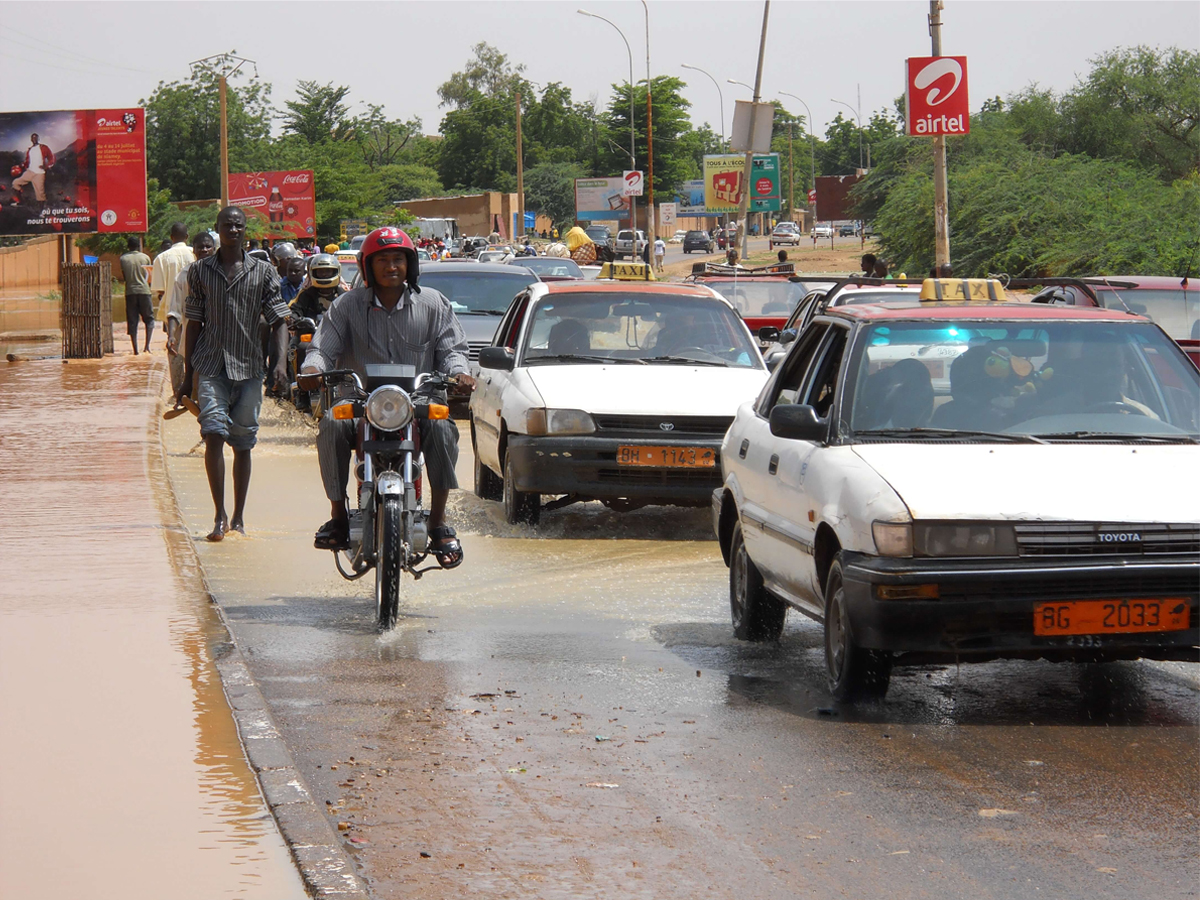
[197,373,263,450]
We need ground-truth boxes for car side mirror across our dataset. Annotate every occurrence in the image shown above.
[758,326,780,342]
[779,329,797,346]
[769,404,827,441]
[765,352,785,373]
[478,346,515,371]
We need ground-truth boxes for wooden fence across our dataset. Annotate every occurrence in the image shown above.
[61,263,113,358]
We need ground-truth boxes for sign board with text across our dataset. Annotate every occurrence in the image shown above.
[659,202,677,230]
[0,107,147,236]
[905,56,970,136]
[677,179,706,216]
[703,154,781,213]
[575,177,630,221]
[228,170,315,240]
[622,170,644,197]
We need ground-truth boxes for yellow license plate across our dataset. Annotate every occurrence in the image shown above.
[616,445,715,468]
[1033,599,1190,636]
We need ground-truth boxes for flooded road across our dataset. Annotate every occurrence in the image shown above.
[0,352,304,898]
[162,397,1200,900]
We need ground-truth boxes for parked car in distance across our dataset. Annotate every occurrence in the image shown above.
[769,222,801,249]
[838,223,858,237]
[683,230,716,254]
[478,247,516,264]
[716,281,1200,701]
[812,224,834,239]
[507,256,584,281]
[615,229,648,259]
[584,225,613,250]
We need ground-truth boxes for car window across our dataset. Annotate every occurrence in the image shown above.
[759,324,829,414]
[498,293,531,349]
[801,327,849,418]
[421,270,538,314]
[702,279,806,318]
[1095,288,1200,342]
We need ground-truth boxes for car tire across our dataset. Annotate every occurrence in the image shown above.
[824,555,892,701]
[502,452,540,526]
[472,425,503,501]
[729,522,786,642]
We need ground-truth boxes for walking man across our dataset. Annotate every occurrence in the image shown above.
[118,237,153,355]
[653,235,666,273]
[152,222,194,323]
[11,133,53,205]
[166,232,216,397]
[177,206,290,542]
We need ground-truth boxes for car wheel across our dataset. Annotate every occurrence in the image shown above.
[824,555,892,701]
[502,452,540,526]
[472,425,503,501]
[729,522,786,641]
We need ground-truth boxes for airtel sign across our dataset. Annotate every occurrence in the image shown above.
[905,56,970,136]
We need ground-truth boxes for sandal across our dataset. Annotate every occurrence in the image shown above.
[430,525,463,569]
[314,517,350,551]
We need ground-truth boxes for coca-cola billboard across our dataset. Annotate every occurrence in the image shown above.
[905,56,970,136]
[228,169,315,240]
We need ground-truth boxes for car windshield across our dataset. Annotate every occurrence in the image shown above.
[515,258,583,278]
[701,279,806,318]
[420,270,538,314]
[585,228,609,241]
[522,293,761,368]
[1094,288,1200,343]
[846,320,1200,440]
[337,260,358,285]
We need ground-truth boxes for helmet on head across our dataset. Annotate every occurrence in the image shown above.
[309,254,342,290]
[358,226,419,291]
[323,243,339,254]
[271,241,297,262]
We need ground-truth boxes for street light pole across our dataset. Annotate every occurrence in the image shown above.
[641,0,655,263]
[515,89,524,240]
[930,0,950,267]
[830,96,864,171]
[738,3,771,261]
[191,53,254,208]
[779,92,816,222]
[683,63,727,242]
[578,10,637,253]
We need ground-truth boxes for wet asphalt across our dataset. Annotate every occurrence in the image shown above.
[162,393,1200,900]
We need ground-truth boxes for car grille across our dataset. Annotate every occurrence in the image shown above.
[467,341,489,363]
[593,415,734,438]
[1014,523,1200,558]
[938,571,1199,602]
[595,467,721,487]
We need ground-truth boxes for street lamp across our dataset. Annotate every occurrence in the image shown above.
[640,0,655,259]
[578,9,638,247]
[682,63,727,240]
[830,93,864,171]
[778,91,816,219]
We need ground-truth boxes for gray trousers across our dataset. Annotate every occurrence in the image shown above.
[317,413,460,503]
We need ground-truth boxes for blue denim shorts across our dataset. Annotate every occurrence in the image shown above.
[197,373,263,450]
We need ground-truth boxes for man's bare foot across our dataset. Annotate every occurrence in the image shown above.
[229,520,246,536]
[206,518,228,542]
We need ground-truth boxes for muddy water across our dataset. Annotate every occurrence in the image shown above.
[0,355,304,898]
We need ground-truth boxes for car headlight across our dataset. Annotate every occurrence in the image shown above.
[872,521,913,558]
[365,385,413,431]
[525,408,596,435]
[914,523,1017,557]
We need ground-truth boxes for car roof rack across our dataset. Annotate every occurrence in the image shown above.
[687,261,796,278]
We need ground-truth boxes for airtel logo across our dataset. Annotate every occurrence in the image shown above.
[913,58,963,108]
[96,117,123,127]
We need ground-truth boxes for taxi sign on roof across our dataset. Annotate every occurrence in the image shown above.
[919,278,1007,302]
[598,261,657,281]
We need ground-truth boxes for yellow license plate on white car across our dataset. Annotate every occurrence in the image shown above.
[617,446,715,468]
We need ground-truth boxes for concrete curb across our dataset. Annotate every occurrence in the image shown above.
[147,366,370,900]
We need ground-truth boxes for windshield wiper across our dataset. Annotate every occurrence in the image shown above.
[858,427,1047,444]
[459,309,507,315]
[526,354,646,365]
[1033,431,1199,444]
[643,355,729,367]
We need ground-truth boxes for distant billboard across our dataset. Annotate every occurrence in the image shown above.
[814,174,864,222]
[575,177,630,221]
[228,170,315,240]
[0,108,147,236]
[677,179,706,216]
[703,154,781,214]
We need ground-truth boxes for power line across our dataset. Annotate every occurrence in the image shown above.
[0,42,150,80]
[1,23,163,76]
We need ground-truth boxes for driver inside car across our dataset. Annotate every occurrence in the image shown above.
[652,310,712,356]
[296,227,474,567]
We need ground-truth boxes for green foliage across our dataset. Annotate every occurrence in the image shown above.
[283,81,352,144]
[601,76,698,199]
[438,42,526,109]
[522,162,587,232]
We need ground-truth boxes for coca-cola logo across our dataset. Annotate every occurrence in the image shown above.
[280,171,312,197]
[282,173,309,185]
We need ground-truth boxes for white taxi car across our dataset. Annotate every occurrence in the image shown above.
[471,280,769,524]
[714,279,1200,700]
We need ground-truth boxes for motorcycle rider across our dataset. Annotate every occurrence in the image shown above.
[296,227,473,567]
[289,253,346,380]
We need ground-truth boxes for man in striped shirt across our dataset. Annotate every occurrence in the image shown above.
[297,227,472,567]
[177,206,291,542]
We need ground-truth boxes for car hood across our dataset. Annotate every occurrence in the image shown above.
[851,443,1200,522]
[524,365,767,417]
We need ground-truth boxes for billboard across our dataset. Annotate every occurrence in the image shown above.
[0,108,147,236]
[677,179,706,216]
[703,154,781,213]
[575,177,630,221]
[906,56,970,136]
[659,202,677,231]
[814,174,864,222]
[228,170,315,240]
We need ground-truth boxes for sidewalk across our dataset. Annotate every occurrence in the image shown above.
[0,347,305,898]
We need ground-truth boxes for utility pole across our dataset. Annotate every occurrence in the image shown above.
[515,89,524,240]
[642,0,655,260]
[190,54,255,208]
[930,0,950,266]
[788,121,794,223]
[738,0,771,261]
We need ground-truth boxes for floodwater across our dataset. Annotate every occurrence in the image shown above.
[0,352,304,898]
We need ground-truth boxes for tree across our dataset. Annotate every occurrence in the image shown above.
[283,81,352,144]
[350,104,422,170]
[438,42,525,109]
[522,162,587,231]
[601,76,699,200]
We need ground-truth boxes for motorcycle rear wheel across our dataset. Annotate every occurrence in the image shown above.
[376,495,402,630]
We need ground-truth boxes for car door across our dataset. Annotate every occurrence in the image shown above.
[762,324,849,605]
[475,291,530,470]
[735,324,829,589]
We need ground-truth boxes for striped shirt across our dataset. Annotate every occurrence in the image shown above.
[305,285,469,379]
[185,252,289,381]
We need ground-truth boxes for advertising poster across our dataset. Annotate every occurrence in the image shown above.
[703,154,781,213]
[659,202,677,230]
[677,179,706,216]
[906,56,970,136]
[575,177,630,221]
[0,108,147,236]
[814,174,864,222]
[228,170,315,240]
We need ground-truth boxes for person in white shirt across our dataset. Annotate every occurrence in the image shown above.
[151,222,196,323]
[11,133,54,204]
[167,232,216,396]
[653,237,666,273]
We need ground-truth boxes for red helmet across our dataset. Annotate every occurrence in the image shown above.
[359,226,419,291]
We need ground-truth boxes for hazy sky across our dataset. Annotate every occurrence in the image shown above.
[1,1,1196,144]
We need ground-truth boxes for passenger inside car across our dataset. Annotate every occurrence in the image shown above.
[930,345,1009,429]
[546,318,590,355]
[861,359,934,428]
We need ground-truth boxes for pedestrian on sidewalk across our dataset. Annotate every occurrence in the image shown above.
[166,231,216,397]
[152,222,194,323]
[119,237,154,355]
[654,236,666,273]
[178,206,290,542]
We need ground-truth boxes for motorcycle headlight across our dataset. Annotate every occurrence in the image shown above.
[914,523,1017,557]
[525,408,596,435]
[365,385,413,431]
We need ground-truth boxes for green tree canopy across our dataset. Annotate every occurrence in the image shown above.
[283,81,352,144]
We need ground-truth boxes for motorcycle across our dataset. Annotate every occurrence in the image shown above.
[287,316,319,414]
[317,364,456,630]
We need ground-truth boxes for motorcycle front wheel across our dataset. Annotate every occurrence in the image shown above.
[376,495,402,630]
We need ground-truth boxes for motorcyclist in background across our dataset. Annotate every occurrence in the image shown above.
[291,253,346,321]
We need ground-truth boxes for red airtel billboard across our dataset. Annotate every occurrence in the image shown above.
[228,170,315,240]
[905,56,970,136]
